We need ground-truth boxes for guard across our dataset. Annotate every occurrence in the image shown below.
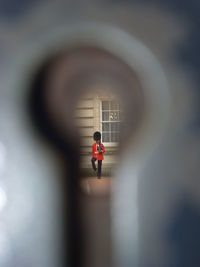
[91,131,105,179]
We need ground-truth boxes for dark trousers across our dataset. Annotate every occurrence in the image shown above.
[91,157,102,178]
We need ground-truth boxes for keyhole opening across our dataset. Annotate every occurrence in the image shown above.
[28,44,146,267]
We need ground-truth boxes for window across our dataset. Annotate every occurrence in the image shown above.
[101,100,121,143]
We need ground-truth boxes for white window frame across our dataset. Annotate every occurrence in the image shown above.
[100,99,120,147]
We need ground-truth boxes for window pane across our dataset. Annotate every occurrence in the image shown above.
[110,111,119,121]
[102,122,109,131]
[103,132,110,142]
[102,101,109,110]
[111,132,119,142]
[111,122,120,131]
[111,101,119,110]
[102,111,109,121]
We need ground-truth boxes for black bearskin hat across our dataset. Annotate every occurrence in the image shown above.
[93,131,101,141]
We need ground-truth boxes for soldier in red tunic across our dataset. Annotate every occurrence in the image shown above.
[91,131,105,179]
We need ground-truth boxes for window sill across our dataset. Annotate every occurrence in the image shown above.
[103,142,119,147]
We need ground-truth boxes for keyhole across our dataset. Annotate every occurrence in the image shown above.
[28,44,145,267]
[27,24,169,267]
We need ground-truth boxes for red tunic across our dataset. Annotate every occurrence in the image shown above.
[92,143,105,160]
